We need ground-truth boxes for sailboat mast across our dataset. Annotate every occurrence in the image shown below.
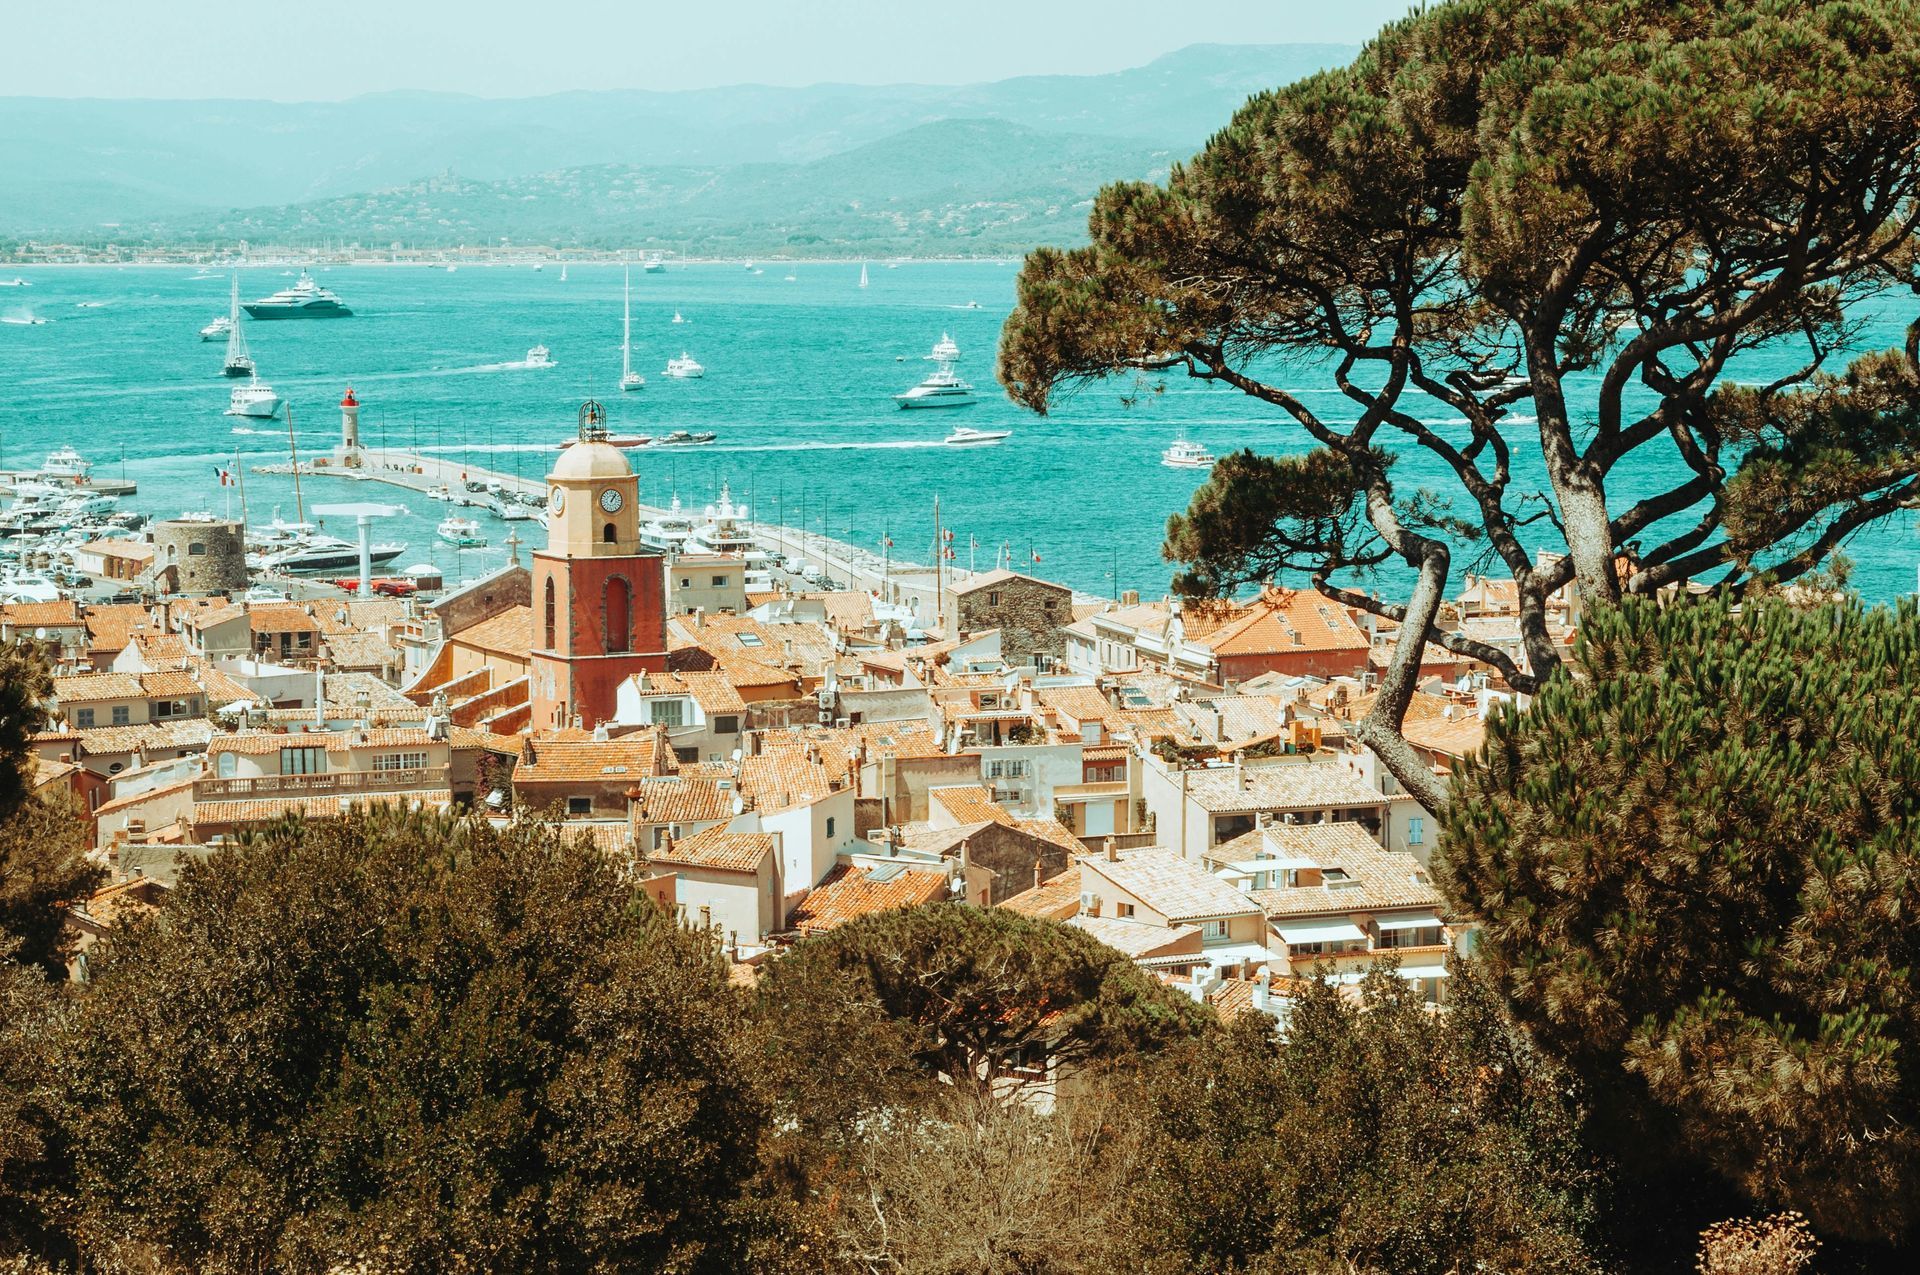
[622,268,632,380]
[933,495,943,636]
[286,405,305,526]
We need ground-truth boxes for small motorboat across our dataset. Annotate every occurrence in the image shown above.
[1162,439,1217,469]
[524,345,556,369]
[664,352,705,378]
[436,516,487,547]
[944,427,1011,447]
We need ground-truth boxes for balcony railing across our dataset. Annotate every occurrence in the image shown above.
[193,767,443,800]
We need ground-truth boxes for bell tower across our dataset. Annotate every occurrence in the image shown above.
[529,401,668,730]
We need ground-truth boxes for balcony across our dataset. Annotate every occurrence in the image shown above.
[193,767,443,800]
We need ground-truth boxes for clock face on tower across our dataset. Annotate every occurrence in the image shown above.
[550,485,566,513]
[598,487,625,514]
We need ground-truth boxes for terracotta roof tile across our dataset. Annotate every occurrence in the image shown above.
[647,824,774,874]
[1078,846,1263,923]
[626,776,738,825]
[248,604,323,634]
[453,605,533,655]
[931,784,1013,827]
[1,600,84,629]
[788,861,950,934]
[997,866,1082,919]
[624,669,748,716]
[1194,588,1370,658]
[52,672,145,703]
[194,791,450,826]
[512,730,671,785]
[739,751,838,813]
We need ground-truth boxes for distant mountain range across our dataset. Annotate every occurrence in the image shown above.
[0,44,1355,254]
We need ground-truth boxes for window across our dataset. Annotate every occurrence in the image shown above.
[217,751,237,778]
[373,751,429,773]
[674,747,697,763]
[650,699,686,727]
[567,796,592,816]
[605,577,631,653]
[111,705,130,726]
[825,816,836,837]
[988,760,1005,779]
[1378,925,1444,950]
[680,578,690,588]
[1408,816,1425,846]
[603,522,617,544]
[75,707,95,728]
[281,746,327,775]
[987,590,1002,606]
[1117,902,1135,918]
[712,715,739,734]
[544,578,557,648]
[1201,919,1229,940]
[736,632,764,648]
[188,542,206,556]
[155,700,186,719]
[711,574,728,587]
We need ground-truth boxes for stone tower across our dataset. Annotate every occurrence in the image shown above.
[528,400,668,730]
[150,515,248,595]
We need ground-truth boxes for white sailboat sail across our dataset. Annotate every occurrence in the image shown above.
[620,267,643,391]
[858,262,869,289]
[223,276,254,377]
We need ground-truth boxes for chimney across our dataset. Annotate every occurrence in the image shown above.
[1103,835,1117,862]
[1032,859,1044,890]
[959,837,971,879]
[1253,967,1272,1013]
[1234,752,1246,790]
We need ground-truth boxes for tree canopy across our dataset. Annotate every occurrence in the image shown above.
[749,904,1207,1138]
[0,643,101,974]
[1124,962,1603,1274]
[56,809,763,1273]
[1000,0,1920,809]
[1437,595,1920,1243]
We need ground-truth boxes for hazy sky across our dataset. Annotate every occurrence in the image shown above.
[10,0,1412,99]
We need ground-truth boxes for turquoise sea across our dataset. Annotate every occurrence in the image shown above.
[1,262,1915,602]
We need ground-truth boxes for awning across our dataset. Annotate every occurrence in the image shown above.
[1394,964,1450,980]
[1374,912,1444,932]
[1276,918,1367,945]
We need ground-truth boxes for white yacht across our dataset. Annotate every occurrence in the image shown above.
[687,484,758,556]
[671,311,686,324]
[664,352,705,379]
[244,271,352,319]
[0,571,61,603]
[524,345,556,369]
[620,269,644,391]
[929,333,961,361]
[642,255,667,273]
[248,516,404,573]
[437,516,486,547]
[199,315,233,341]
[226,378,281,419]
[1162,439,1217,469]
[38,447,93,483]
[896,364,975,409]
[944,426,1010,446]
[639,494,697,553]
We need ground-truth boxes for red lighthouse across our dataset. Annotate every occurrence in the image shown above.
[529,401,668,730]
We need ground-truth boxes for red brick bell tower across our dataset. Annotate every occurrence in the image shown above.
[529,401,668,730]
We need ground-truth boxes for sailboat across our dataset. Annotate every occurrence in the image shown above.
[559,264,569,282]
[858,262,869,289]
[620,268,644,392]
[222,277,255,378]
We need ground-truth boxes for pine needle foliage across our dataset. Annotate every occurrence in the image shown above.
[1438,595,1920,1242]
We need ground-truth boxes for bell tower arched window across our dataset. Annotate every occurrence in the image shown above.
[606,577,631,653]
[603,522,617,545]
[543,577,557,649]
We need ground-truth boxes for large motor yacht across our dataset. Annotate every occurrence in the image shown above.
[896,364,975,409]
[664,352,705,379]
[944,426,1010,446]
[243,271,353,319]
[226,378,281,419]
[896,333,975,408]
[639,494,697,553]
[686,483,758,557]
[249,517,406,574]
